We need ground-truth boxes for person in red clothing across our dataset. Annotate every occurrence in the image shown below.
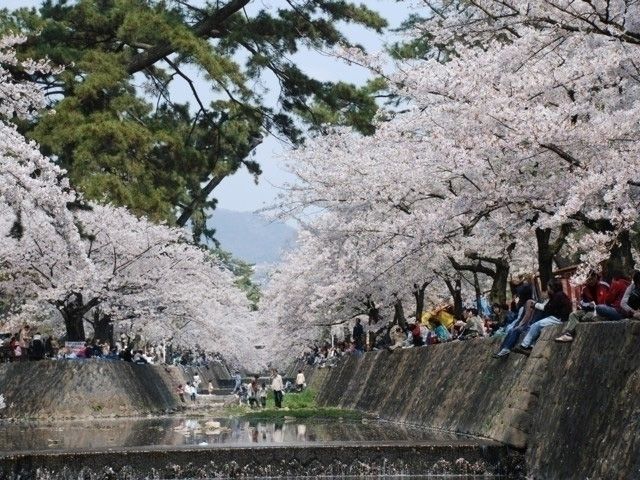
[596,270,631,320]
[555,271,610,342]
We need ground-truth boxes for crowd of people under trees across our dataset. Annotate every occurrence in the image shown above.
[302,268,640,363]
[0,328,223,368]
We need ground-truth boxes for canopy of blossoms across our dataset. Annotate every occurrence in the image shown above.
[262,0,640,360]
[0,35,265,369]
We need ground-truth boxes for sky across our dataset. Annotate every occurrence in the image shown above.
[3,0,413,214]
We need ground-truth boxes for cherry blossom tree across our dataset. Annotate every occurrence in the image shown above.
[0,35,264,368]
[0,34,91,318]
[262,0,640,359]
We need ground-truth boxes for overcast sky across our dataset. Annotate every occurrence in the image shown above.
[4,0,412,214]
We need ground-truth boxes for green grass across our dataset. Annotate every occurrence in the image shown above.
[225,388,362,421]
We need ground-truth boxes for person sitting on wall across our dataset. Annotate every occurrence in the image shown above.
[555,270,610,343]
[133,350,148,364]
[591,270,631,321]
[409,322,424,346]
[388,324,406,351]
[120,347,133,362]
[458,308,486,340]
[504,277,534,333]
[619,270,640,319]
[493,279,567,358]
[29,332,45,361]
[513,279,572,354]
[487,303,509,335]
[432,317,452,342]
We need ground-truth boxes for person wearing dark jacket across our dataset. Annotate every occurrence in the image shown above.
[352,318,365,352]
[493,278,571,358]
[517,279,572,352]
[619,270,640,319]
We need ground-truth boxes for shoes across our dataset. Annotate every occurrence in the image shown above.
[513,345,532,356]
[554,333,574,343]
[492,349,510,358]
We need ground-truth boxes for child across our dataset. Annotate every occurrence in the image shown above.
[176,384,185,403]
[258,383,267,408]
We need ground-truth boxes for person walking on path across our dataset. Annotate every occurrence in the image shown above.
[271,369,284,408]
[259,383,267,408]
[295,370,306,392]
[232,371,242,394]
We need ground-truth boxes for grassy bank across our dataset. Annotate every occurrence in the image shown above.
[226,388,362,420]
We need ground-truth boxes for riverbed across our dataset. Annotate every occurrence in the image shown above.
[0,416,523,478]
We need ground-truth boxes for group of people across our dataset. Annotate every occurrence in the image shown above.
[176,373,217,403]
[232,372,269,408]
[231,368,303,410]
[1,325,48,361]
[307,269,638,361]
[384,306,498,351]
[492,270,637,358]
[301,343,354,368]
[0,326,229,369]
[167,347,222,367]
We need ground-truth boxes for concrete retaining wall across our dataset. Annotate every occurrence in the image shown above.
[312,321,640,480]
[0,360,181,419]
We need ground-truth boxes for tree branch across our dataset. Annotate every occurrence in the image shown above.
[539,143,582,169]
[126,0,250,75]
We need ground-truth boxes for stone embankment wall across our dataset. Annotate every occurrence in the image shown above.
[311,321,640,480]
[0,360,182,419]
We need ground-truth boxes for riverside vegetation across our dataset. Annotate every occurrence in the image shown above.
[227,388,362,421]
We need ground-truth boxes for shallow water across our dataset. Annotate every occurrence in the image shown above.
[0,416,474,453]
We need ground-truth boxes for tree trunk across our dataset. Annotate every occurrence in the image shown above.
[56,293,101,342]
[93,310,114,345]
[393,297,408,330]
[490,261,510,306]
[472,271,482,311]
[62,308,86,341]
[445,277,464,320]
[535,227,554,291]
[413,282,429,325]
[606,230,634,275]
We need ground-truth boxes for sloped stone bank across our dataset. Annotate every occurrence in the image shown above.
[0,360,180,419]
[312,321,640,480]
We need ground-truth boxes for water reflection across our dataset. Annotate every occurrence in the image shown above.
[0,417,463,452]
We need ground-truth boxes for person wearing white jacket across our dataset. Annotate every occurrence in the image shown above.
[271,369,284,408]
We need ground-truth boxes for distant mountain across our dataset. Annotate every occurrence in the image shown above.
[207,209,297,265]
